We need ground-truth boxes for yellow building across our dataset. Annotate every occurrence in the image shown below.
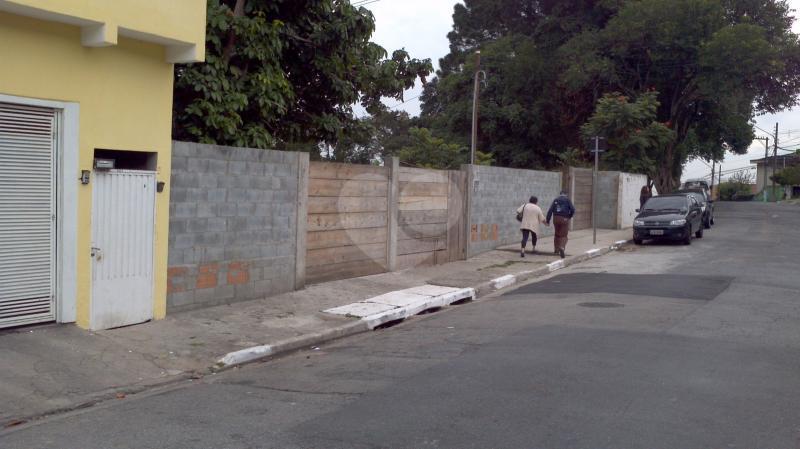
[0,0,206,330]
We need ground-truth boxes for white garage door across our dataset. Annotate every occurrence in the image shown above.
[0,102,56,328]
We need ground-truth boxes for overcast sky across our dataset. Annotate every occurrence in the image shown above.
[362,0,800,182]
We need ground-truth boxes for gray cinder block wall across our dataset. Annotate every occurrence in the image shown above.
[167,141,307,312]
[466,165,561,257]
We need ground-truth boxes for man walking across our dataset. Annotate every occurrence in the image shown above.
[516,196,547,258]
[546,191,575,259]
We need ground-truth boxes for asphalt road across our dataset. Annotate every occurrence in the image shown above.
[3,202,800,449]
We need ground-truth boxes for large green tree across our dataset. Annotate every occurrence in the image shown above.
[581,91,674,177]
[423,0,800,193]
[173,0,432,151]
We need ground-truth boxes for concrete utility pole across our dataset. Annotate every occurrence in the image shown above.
[470,50,481,165]
[773,123,779,201]
[593,137,598,245]
[711,160,716,200]
[755,136,769,202]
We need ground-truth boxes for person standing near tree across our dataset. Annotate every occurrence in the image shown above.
[640,179,654,208]
[516,196,547,258]
[546,191,576,259]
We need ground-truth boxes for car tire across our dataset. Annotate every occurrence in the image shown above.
[634,238,643,245]
[683,225,692,245]
[695,226,704,238]
[703,217,711,229]
[710,216,715,226]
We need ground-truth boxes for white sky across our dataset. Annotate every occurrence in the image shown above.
[362,0,800,182]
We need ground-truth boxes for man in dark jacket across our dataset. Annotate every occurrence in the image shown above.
[546,191,576,258]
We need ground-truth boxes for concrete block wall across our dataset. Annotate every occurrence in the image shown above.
[167,141,306,312]
[466,165,561,257]
[619,173,648,228]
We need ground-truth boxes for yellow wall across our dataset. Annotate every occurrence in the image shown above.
[1,0,205,55]
[0,12,175,327]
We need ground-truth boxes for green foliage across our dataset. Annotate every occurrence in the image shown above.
[771,165,800,186]
[173,0,432,151]
[581,92,675,176]
[423,0,800,193]
[322,110,416,163]
[719,170,755,200]
[718,180,754,200]
[398,128,491,170]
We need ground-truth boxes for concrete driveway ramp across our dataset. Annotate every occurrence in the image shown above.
[324,301,398,318]
[323,285,475,329]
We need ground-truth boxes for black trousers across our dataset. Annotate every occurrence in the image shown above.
[521,229,537,248]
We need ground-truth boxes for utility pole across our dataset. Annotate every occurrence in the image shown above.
[755,136,769,202]
[593,137,598,245]
[590,136,606,245]
[470,50,481,165]
[710,160,716,200]
[772,123,778,201]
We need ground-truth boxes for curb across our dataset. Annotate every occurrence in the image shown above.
[2,238,632,430]
[216,286,475,369]
[473,239,631,297]
[215,320,370,369]
[218,239,631,370]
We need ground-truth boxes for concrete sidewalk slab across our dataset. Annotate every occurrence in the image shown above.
[0,227,632,426]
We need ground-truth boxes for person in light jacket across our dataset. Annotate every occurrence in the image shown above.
[516,196,547,257]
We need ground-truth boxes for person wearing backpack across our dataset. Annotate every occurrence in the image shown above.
[546,190,576,259]
[516,196,547,258]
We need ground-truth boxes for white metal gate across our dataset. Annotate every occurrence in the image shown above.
[91,170,156,330]
[0,103,56,328]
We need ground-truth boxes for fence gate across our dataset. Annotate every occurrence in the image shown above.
[91,170,156,330]
[0,103,57,328]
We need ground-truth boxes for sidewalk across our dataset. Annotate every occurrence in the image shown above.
[0,228,632,426]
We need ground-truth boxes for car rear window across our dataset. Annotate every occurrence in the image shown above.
[644,196,687,210]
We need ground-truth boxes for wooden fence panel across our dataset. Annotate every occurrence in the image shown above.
[396,167,460,270]
[570,167,593,230]
[306,162,390,283]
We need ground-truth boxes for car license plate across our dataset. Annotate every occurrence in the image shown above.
[650,229,664,236]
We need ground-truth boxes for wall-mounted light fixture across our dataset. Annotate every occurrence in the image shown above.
[80,170,90,185]
[157,181,165,193]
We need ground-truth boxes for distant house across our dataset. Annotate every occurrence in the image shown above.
[750,153,800,198]
[0,1,207,330]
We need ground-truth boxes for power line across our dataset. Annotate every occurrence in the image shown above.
[388,93,422,109]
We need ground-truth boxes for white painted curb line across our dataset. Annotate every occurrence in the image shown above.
[547,260,565,271]
[218,344,273,366]
[585,248,601,257]
[491,274,517,290]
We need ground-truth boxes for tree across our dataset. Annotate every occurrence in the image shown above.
[173,0,432,151]
[771,165,800,186]
[398,128,492,170]
[719,169,755,200]
[423,0,800,193]
[322,110,416,164]
[581,92,675,176]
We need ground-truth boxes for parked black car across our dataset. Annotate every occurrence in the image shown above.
[675,188,714,229]
[633,194,705,245]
